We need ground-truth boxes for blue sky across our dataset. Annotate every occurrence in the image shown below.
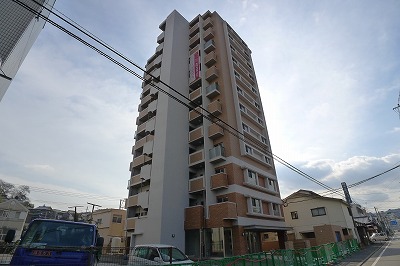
[0,0,399,213]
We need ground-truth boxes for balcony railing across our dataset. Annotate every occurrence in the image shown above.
[210,173,228,190]
[209,145,225,163]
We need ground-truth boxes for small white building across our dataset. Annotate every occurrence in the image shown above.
[0,199,29,241]
[283,190,357,247]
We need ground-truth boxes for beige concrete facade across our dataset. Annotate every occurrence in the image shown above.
[283,190,356,246]
[126,10,287,258]
[92,208,126,252]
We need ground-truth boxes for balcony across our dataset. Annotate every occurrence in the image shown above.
[208,100,222,116]
[189,107,203,125]
[131,154,152,169]
[189,149,204,167]
[205,66,218,82]
[209,145,225,163]
[204,51,217,67]
[157,31,164,44]
[203,17,213,30]
[134,135,154,151]
[189,22,200,37]
[208,123,224,139]
[126,218,136,230]
[189,33,200,49]
[189,87,202,105]
[204,40,215,53]
[189,176,205,193]
[189,127,204,145]
[206,83,220,98]
[155,43,163,55]
[203,27,214,42]
[210,173,228,190]
[209,202,237,221]
[184,205,204,230]
[126,195,138,207]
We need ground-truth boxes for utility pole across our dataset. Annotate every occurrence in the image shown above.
[68,205,83,222]
[87,202,101,223]
[341,182,361,243]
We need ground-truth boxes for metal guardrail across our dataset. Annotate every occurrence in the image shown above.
[0,239,359,265]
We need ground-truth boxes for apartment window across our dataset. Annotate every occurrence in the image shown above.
[237,86,243,95]
[254,102,260,109]
[242,123,249,132]
[257,117,263,124]
[217,197,228,203]
[247,62,252,69]
[261,136,267,144]
[291,211,299,219]
[230,45,236,51]
[239,103,246,112]
[249,74,254,81]
[215,168,225,174]
[245,145,253,155]
[251,87,257,94]
[265,156,272,165]
[244,51,250,57]
[247,170,257,185]
[234,71,241,80]
[251,198,262,213]
[112,214,122,223]
[232,57,238,65]
[311,207,326,217]
[268,178,275,190]
[272,203,280,216]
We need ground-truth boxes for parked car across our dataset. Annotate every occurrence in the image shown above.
[129,244,193,265]
[369,232,389,242]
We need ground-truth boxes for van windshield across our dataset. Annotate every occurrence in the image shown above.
[20,220,95,248]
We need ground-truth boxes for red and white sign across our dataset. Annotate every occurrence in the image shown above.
[189,50,201,83]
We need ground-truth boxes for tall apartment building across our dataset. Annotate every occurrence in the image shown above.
[0,0,56,101]
[126,10,288,258]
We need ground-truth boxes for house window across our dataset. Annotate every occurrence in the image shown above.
[112,214,122,223]
[251,198,262,213]
[291,211,299,219]
[311,207,326,217]
[245,145,253,154]
[247,170,257,185]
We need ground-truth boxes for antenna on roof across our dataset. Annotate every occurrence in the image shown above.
[394,91,400,119]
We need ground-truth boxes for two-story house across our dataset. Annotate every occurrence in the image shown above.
[92,208,126,252]
[283,190,357,247]
[0,199,28,241]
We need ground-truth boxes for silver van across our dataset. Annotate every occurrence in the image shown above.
[369,232,389,242]
[129,244,193,265]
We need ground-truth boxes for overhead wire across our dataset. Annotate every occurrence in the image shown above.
[15,0,347,199]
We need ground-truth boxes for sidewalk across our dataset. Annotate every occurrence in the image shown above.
[335,242,384,266]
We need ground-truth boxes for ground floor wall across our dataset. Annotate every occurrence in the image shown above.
[185,226,286,259]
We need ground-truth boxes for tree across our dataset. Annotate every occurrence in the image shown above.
[0,179,32,207]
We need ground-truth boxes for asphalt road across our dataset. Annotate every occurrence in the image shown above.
[361,231,400,266]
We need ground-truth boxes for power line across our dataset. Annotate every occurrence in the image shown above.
[15,0,342,197]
